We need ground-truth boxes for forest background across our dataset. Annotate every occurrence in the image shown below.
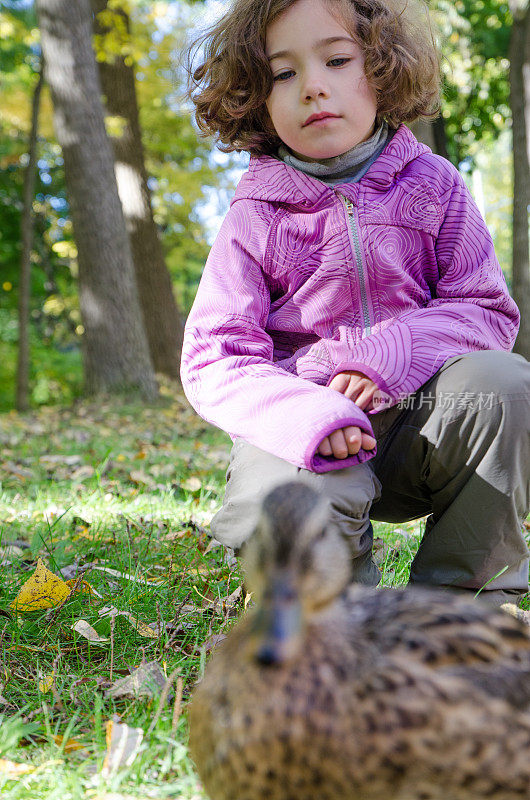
[0,0,529,413]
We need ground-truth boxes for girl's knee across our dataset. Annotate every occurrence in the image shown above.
[439,350,530,397]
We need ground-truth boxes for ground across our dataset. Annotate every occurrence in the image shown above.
[0,383,527,799]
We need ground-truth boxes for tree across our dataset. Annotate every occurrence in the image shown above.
[15,60,43,412]
[35,0,157,397]
[509,0,530,359]
[91,0,184,379]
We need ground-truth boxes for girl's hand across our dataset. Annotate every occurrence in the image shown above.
[328,370,378,410]
[318,426,376,459]
[317,370,378,459]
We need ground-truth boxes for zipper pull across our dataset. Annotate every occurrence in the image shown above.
[336,190,355,215]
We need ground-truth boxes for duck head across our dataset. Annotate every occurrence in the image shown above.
[241,482,351,666]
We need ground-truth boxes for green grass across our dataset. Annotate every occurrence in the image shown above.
[0,383,527,799]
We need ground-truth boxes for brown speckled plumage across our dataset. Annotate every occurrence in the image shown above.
[188,483,530,800]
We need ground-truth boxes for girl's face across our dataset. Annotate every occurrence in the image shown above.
[265,0,377,161]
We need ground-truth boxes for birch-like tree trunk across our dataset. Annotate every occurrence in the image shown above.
[16,63,44,412]
[35,0,157,397]
[509,1,530,360]
[91,0,184,380]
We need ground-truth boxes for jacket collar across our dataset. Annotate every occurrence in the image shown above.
[232,125,431,210]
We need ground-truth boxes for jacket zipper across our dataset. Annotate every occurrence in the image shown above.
[338,194,372,337]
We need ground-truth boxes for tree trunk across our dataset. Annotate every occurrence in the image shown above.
[16,63,44,412]
[91,0,184,379]
[509,1,530,360]
[409,117,451,162]
[35,0,157,398]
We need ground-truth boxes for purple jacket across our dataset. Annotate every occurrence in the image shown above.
[181,125,519,473]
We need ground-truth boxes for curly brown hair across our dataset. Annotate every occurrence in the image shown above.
[188,0,441,156]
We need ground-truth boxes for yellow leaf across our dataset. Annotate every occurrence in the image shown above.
[65,578,102,598]
[0,758,35,777]
[98,606,158,638]
[51,734,86,753]
[39,672,54,693]
[124,615,158,639]
[10,559,71,612]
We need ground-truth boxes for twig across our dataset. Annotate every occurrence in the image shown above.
[146,668,179,736]
[109,614,115,683]
[171,676,184,737]
[51,650,64,711]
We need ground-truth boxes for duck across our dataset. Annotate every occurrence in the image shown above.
[188,482,530,800]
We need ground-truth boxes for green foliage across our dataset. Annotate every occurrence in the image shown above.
[434,0,512,165]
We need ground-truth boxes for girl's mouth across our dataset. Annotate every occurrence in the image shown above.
[302,112,340,127]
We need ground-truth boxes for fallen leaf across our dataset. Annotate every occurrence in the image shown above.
[65,578,103,598]
[10,559,71,612]
[182,476,201,492]
[129,470,155,487]
[91,566,162,586]
[106,661,166,699]
[202,633,227,652]
[101,718,144,775]
[39,672,55,694]
[0,758,35,777]
[98,606,159,638]
[0,683,12,707]
[71,465,95,481]
[71,619,108,644]
[2,461,34,480]
[51,734,86,753]
[39,454,82,467]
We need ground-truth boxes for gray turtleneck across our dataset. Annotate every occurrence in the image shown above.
[277,121,393,185]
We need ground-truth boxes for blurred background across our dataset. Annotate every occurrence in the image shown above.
[0,0,528,413]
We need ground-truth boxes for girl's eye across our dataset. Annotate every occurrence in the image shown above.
[328,57,350,67]
[273,70,295,82]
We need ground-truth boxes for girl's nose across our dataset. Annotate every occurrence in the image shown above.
[301,71,329,102]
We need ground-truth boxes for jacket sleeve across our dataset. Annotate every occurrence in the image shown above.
[288,164,519,408]
[180,201,376,473]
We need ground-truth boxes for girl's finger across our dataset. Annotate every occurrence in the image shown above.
[318,436,332,456]
[343,426,362,455]
[354,386,376,410]
[329,429,350,459]
[328,373,351,393]
[360,433,376,450]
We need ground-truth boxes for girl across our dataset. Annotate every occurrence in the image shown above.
[181,0,530,601]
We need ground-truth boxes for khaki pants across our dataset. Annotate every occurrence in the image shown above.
[211,351,530,601]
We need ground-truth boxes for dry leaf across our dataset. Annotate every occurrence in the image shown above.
[98,606,159,638]
[0,682,12,707]
[182,476,202,492]
[129,470,154,487]
[65,578,102,598]
[39,454,82,467]
[39,672,54,693]
[10,559,71,612]
[101,718,144,775]
[91,566,162,586]
[0,758,35,777]
[202,633,227,652]
[51,734,86,752]
[106,661,166,699]
[71,619,108,644]
[71,465,95,481]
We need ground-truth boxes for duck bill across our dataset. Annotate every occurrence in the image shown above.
[253,574,303,666]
